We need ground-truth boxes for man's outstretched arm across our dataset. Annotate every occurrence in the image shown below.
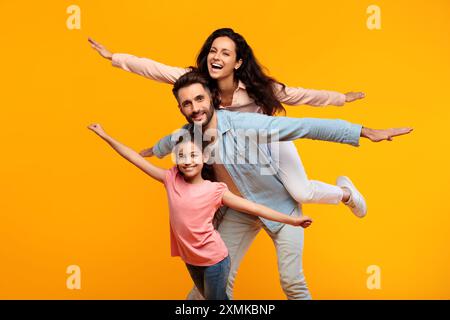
[140,114,413,158]
[229,112,413,146]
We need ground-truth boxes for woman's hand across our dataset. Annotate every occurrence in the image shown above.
[88,37,113,60]
[87,123,107,137]
[345,92,365,103]
[293,216,313,228]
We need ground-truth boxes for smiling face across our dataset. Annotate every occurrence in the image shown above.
[207,36,243,80]
[177,83,215,127]
[175,141,204,179]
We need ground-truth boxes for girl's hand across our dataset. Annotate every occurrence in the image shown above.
[345,92,365,103]
[88,37,113,60]
[87,123,106,136]
[294,216,313,228]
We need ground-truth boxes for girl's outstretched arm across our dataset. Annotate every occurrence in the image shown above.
[87,124,166,182]
[221,190,312,228]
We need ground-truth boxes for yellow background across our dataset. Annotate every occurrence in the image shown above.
[0,0,449,299]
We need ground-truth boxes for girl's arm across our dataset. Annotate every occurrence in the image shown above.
[221,190,312,228]
[87,124,166,182]
[272,82,365,106]
[88,38,189,84]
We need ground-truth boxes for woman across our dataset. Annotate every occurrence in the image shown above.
[88,28,367,217]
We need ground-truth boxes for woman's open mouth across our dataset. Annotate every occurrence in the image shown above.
[210,63,223,72]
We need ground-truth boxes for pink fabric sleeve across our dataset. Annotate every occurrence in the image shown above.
[111,53,190,84]
[162,166,177,187]
[215,182,229,207]
[273,82,346,107]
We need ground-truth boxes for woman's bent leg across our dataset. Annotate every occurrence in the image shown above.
[274,141,343,204]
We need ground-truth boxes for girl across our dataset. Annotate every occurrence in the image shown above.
[88,28,368,218]
[87,123,312,300]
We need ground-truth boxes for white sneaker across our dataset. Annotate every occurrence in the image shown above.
[336,176,367,218]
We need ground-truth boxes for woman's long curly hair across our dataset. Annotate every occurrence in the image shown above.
[194,28,286,116]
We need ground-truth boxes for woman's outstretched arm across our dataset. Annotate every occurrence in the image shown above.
[87,123,167,182]
[221,190,313,228]
[88,37,189,84]
[273,82,365,106]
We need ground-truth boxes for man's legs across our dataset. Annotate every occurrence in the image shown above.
[186,208,262,300]
[263,207,312,300]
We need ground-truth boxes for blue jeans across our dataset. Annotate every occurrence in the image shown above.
[185,255,231,300]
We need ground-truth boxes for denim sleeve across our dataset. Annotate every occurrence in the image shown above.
[229,112,362,146]
[152,133,174,158]
[152,124,193,158]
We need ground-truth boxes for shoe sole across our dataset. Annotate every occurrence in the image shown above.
[337,176,367,218]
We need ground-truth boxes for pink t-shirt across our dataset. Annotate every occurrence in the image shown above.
[163,166,229,266]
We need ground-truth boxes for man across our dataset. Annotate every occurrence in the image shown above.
[147,71,411,299]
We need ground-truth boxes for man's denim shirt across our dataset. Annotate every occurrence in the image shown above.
[153,110,362,233]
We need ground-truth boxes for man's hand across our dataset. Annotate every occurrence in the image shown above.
[361,127,413,142]
[87,123,107,137]
[345,92,365,103]
[88,37,113,60]
[139,147,154,157]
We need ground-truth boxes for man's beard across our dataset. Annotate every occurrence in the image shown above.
[186,103,214,128]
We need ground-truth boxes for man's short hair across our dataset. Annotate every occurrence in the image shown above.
[172,71,211,103]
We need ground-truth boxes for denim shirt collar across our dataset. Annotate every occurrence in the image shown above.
[216,110,231,135]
